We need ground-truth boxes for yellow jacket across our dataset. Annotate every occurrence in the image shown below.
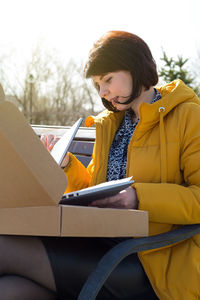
[64,80,200,299]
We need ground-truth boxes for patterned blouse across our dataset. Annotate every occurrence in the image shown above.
[106,89,162,181]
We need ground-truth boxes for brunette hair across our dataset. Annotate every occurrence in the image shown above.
[84,31,158,111]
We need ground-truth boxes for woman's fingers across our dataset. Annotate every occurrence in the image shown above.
[40,134,47,147]
[40,134,59,151]
[89,187,138,209]
[61,153,70,168]
[48,136,59,151]
[90,194,120,207]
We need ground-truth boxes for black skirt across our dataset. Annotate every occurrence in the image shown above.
[41,236,158,300]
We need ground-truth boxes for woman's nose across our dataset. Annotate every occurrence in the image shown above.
[99,85,108,98]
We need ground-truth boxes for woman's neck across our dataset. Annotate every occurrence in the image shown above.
[130,86,155,119]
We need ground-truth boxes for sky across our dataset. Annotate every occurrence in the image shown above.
[0,0,200,69]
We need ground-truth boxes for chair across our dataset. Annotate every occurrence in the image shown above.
[78,223,200,299]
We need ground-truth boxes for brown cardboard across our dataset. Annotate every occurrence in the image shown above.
[0,84,5,103]
[61,205,148,237]
[0,205,148,237]
[0,102,67,208]
[0,206,60,236]
[0,101,149,237]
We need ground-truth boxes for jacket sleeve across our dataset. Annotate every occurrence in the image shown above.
[134,103,200,224]
[63,152,90,193]
[63,145,96,193]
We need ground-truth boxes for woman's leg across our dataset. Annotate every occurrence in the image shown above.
[43,237,158,300]
[0,276,56,300]
[0,235,57,300]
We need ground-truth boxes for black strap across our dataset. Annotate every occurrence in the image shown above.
[78,224,200,300]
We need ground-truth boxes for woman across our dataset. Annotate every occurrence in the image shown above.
[1,31,200,300]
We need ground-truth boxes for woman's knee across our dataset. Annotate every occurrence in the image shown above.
[0,275,57,300]
[0,235,56,292]
[0,235,35,272]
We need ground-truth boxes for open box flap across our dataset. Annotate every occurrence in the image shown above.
[0,102,67,208]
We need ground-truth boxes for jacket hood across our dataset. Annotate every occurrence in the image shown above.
[157,79,199,109]
[140,79,199,125]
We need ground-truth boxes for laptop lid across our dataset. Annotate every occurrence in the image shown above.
[51,118,83,165]
[60,177,134,206]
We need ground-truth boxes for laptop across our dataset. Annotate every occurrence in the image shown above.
[60,177,134,206]
[50,118,83,165]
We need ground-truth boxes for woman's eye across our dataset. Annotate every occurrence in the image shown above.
[105,77,112,83]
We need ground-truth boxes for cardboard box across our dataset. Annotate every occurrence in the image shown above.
[0,102,148,237]
[0,205,148,237]
[61,205,148,237]
[0,206,60,236]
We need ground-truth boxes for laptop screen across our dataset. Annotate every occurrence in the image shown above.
[51,118,83,165]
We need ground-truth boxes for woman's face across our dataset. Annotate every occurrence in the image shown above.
[92,71,133,111]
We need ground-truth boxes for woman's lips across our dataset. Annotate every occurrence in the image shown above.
[111,97,120,105]
[110,95,130,106]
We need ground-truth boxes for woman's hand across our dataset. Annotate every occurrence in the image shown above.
[40,134,70,168]
[40,134,59,151]
[89,186,138,209]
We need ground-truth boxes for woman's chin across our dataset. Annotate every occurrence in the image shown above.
[114,104,129,111]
